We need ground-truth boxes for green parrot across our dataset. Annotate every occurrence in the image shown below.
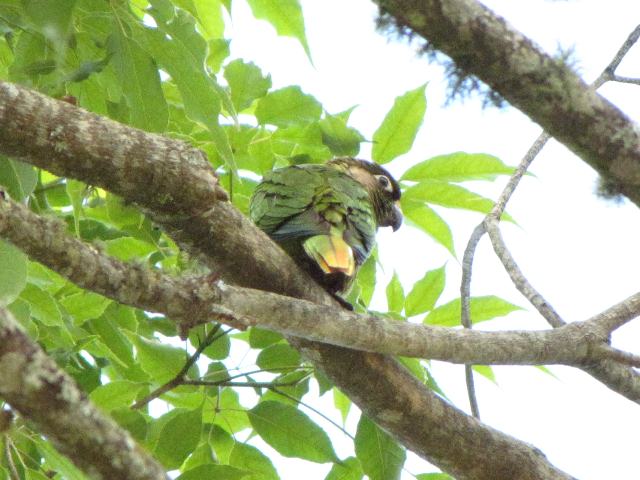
[249,157,402,301]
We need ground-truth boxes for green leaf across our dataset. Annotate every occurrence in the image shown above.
[399,356,427,383]
[325,457,363,480]
[210,388,251,433]
[208,38,231,73]
[355,253,376,308]
[181,441,216,472]
[424,296,522,326]
[0,157,37,200]
[192,0,225,39]
[209,424,235,464]
[249,327,284,348]
[36,438,85,480]
[89,380,144,411]
[372,84,426,164]
[256,86,322,127]
[472,365,497,384]
[230,442,279,480]
[535,365,559,379]
[134,335,189,383]
[271,123,331,162]
[401,200,455,256]
[385,272,405,314]
[177,465,249,480]
[66,179,85,235]
[355,416,405,480]
[20,283,62,326]
[402,152,514,182]
[154,408,202,470]
[0,239,27,304]
[110,30,168,132]
[247,129,277,174]
[405,265,446,317]
[416,474,454,480]
[27,262,65,293]
[104,193,143,226]
[249,401,338,463]
[245,0,311,61]
[403,180,513,221]
[104,237,156,261]
[59,291,111,324]
[201,331,231,360]
[25,470,51,480]
[111,408,148,442]
[224,59,272,112]
[319,114,364,157]
[256,343,301,373]
[139,11,234,169]
[333,388,351,425]
[23,0,76,48]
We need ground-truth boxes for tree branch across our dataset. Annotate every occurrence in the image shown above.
[0,307,167,480]
[4,192,640,370]
[374,1,640,206]
[0,80,578,479]
[455,20,640,406]
[484,218,565,327]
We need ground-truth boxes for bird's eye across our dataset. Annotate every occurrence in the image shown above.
[375,174,393,193]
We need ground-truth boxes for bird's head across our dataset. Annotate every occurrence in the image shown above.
[328,157,403,231]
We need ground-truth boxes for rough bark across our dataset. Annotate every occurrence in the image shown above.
[0,307,168,480]
[0,81,575,479]
[374,0,640,206]
[4,191,640,375]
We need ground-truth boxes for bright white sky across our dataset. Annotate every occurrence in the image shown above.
[225,1,640,478]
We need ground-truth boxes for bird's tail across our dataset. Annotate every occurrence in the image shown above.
[303,234,355,276]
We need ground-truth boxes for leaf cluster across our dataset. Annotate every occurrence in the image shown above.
[0,1,518,479]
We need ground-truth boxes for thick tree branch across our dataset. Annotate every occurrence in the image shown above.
[0,307,167,480]
[3,192,640,372]
[375,1,640,206]
[0,81,577,479]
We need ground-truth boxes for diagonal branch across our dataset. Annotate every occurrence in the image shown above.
[375,1,640,207]
[0,307,168,480]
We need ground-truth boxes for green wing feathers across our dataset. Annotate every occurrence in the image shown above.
[249,164,377,293]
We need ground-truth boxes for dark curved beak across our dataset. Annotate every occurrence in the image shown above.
[390,202,403,232]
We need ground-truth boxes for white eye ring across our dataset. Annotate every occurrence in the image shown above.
[375,174,393,193]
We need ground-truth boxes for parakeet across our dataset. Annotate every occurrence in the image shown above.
[249,157,402,301]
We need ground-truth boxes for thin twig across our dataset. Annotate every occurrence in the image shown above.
[611,75,640,86]
[4,436,19,480]
[269,387,355,440]
[592,24,640,87]
[183,379,304,388]
[460,131,552,416]
[464,366,480,419]
[31,178,66,194]
[132,325,228,410]
[460,223,486,419]
[205,366,313,383]
[484,219,565,328]
[460,224,487,329]
[490,132,551,218]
